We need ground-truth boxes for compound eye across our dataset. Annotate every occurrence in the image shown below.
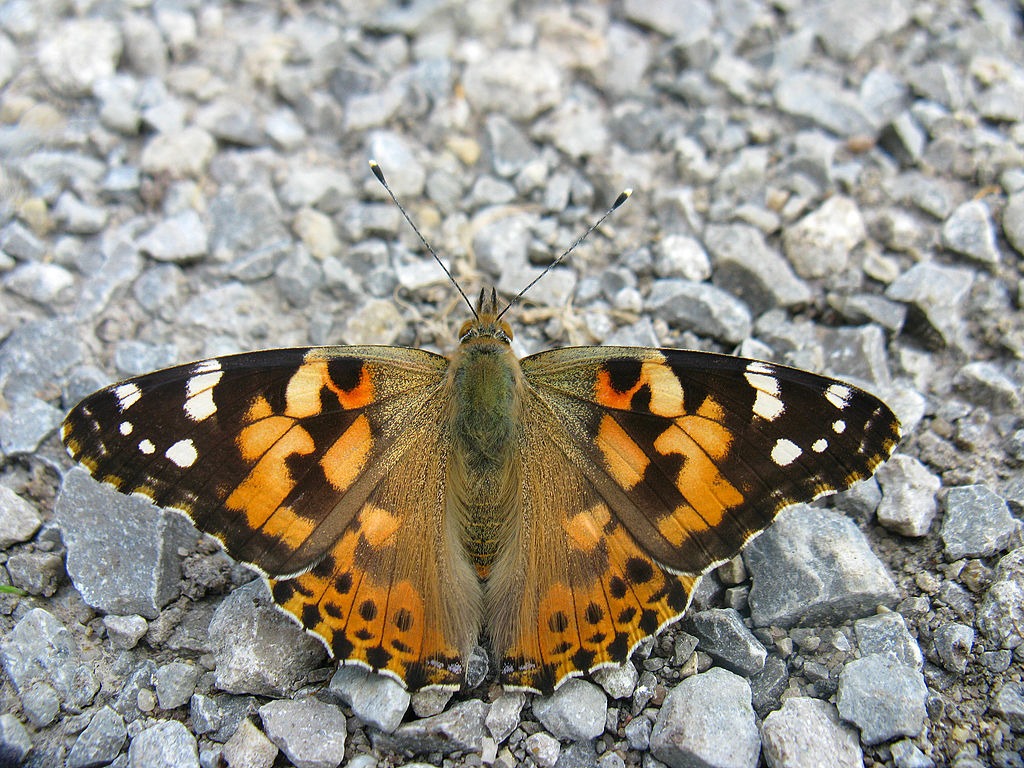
[498,320,514,342]
[458,319,475,339]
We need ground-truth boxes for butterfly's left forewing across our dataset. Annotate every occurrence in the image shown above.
[497,346,900,691]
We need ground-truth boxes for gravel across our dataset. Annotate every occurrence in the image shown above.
[2,0,1022,765]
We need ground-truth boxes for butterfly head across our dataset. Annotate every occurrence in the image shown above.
[459,288,513,345]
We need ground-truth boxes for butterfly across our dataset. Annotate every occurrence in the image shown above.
[61,165,901,693]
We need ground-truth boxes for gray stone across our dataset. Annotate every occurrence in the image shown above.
[761,697,862,768]
[907,62,967,111]
[486,691,525,744]
[38,19,121,96]
[155,661,200,710]
[190,693,259,743]
[265,108,307,152]
[56,468,197,618]
[368,131,425,197]
[978,547,1024,648]
[624,713,653,750]
[704,223,811,313]
[942,200,1000,265]
[836,654,927,745]
[688,608,767,676]
[140,127,217,178]
[112,340,179,378]
[0,32,15,89]
[933,622,974,674]
[209,580,325,697]
[976,80,1024,123]
[1003,192,1024,257]
[533,98,609,160]
[0,221,45,261]
[68,706,126,768]
[103,614,149,650]
[874,455,941,537]
[411,688,454,718]
[128,720,199,768]
[749,654,789,716]
[783,196,866,279]
[0,608,99,714]
[0,395,64,455]
[651,667,760,768]
[259,698,347,768]
[377,699,487,755]
[654,234,712,281]
[222,718,277,768]
[53,191,108,234]
[746,505,898,628]
[278,166,352,211]
[472,211,536,277]
[854,613,923,669]
[138,210,209,263]
[797,0,910,61]
[991,682,1024,732]
[941,485,1020,560]
[645,279,752,344]
[885,262,975,350]
[14,151,106,198]
[274,247,322,308]
[329,666,410,733]
[6,551,63,596]
[462,50,564,120]
[485,115,538,178]
[889,738,935,768]
[525,731,560,768]
[195,99,264,146]
[591,659,639,700]
[775,72,874,137]
[622,0,713,42]
[0,714,31,765]
[953,361,1022,412]
[879,112,927,166]
[22,681,59,726]
[4,261,74,303]
[497,261,577,311]
[533,678,607,741]
[0,485,42,548]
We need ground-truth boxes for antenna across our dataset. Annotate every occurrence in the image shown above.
[369,160,477,318]
[495,188,632,322]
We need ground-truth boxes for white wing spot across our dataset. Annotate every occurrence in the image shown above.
[193,359,222,374]
[825,383,852,409]
[138,439,156,455]
[832,419,846,434]
[745,369,784,421]
[812,438,828,453]
[114,383,142,411]
[119,421,133,436]
[746,361,774,375]
[771,438,802,467]
[166,439,198,468]
[184,369,223,422]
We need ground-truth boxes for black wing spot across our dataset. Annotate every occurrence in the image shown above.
[393,608,414,632]
[548,611,570,633]
[335,572,353,595]
[625,557,654,585]
[584,602,605,625]
[605,359,643,393]
[358,599,378,622]
[300,604,320,629]
[327,357,364,392]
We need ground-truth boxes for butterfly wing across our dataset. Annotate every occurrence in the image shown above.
[493,346,900,691]
[62,346,480,688]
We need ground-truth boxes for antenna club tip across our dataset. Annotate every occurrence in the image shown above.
[613,189,632,208]
[369,160,386,184]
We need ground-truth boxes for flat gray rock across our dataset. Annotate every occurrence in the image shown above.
[761,697,862,768]
[836,654,927,746]
[329,666,410,734]
[885,262,975,350]
[0,484,42,549]
[978,547,1024,649]
[932,622,974,675]
[67,706,126,768]
[375,699,487,755]
[127,720,199,768]
[941,485,1021,560]
[854,613,923,669]
[0,608,99,715]
[259,698,348,768]
[874,455,940,537]
[651,667,760,768]
[462,50,563,120]
[745,505,898,628]
[783,196,866,279]
[532,678,607,741]
[687,608,767,677]
[0,714,32,767]
[645,278,752,344]
[55,467,197,619]
[941,200,1000,265]
[209,580,326,697]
